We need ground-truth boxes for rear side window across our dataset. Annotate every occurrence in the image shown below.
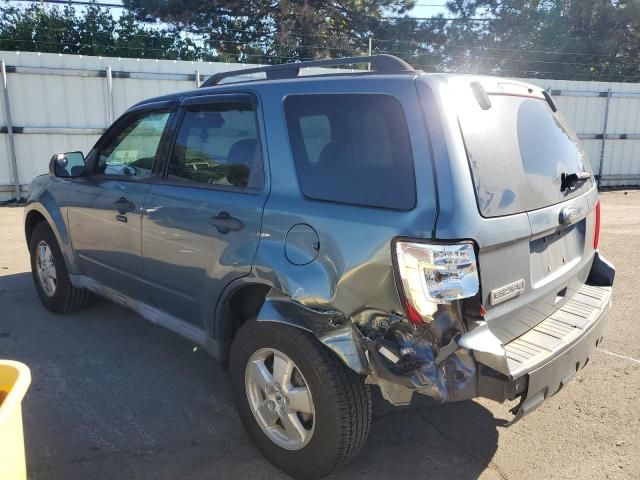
[167,103,263,190]
[457,93,593,217]
[284,94,415,210]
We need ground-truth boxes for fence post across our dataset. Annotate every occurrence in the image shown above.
[368,37,373,71]
[597,88,612,186]
[1,60,20,201]
[105,65,114,125]
[195,69,201,88]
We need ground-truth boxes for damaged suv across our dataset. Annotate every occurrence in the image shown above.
[25,55,615,479]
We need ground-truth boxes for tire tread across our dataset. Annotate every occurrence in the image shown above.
[30,221,91,314]
[230,321,372,479]
[309,336,372,468]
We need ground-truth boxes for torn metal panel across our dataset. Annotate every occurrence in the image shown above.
[256,292,481,405]
[317,327,368,375]
[441,348,477,402]
[364,335,446,402]
[256,294,368,373]
[365,376,413,406]
[365,339,478,404]
[587,251,615,286]
[458,323,509,375]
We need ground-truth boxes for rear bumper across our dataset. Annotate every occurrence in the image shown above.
[471,252,614,423]
[507,286,610,423]
[504,284,611,379]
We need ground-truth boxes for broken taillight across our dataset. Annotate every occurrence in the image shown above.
[394,240,480,324]
[594,198,601,249]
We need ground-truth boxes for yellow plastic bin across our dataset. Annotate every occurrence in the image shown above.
[0,361,31,480]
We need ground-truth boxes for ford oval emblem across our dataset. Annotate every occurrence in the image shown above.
[559,206,579,225]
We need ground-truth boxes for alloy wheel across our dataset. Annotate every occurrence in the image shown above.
[35,240,57,297]
[245,347,315,450]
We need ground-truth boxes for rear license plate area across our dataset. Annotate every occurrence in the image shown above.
[530,220,585,284]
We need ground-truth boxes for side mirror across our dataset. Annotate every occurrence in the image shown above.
[50,151,86,178]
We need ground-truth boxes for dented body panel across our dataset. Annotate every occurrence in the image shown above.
[249,76,438,316]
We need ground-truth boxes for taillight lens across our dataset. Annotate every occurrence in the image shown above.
[394,241,480,324]
[594,198,601,249]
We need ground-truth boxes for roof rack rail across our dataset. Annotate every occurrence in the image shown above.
[200,54,415,88]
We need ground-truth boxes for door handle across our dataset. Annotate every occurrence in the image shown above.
[210,211,244,234]
[114,197,135,215]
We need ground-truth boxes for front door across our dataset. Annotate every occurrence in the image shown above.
[67,103,175,302]
[141,94,268,326]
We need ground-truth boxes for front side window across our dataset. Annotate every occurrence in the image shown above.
[166,103,263,190]
[97,111,171,179]
[284,94,416,210]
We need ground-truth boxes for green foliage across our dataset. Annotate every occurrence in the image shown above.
[0,0,638,81]
[0,1,213,60]
[120,0,640,80]
[438,0,640,80]
[122,0,419,63]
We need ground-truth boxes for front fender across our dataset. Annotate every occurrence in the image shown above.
[256,292,368,374]
[24,183,79,274]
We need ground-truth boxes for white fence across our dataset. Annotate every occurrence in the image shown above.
[1,50,639,201]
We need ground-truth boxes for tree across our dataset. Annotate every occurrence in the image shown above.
[1,0,638,81]
[439,0,640,81]
[0,1,211,60]
[121,0,439,64]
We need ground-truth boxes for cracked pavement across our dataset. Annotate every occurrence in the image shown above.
[1,190,639,480]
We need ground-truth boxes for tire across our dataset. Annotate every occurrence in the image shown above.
[229,320,372,480]
[29,221,91,313]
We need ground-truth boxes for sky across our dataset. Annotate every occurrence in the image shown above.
[409,3,452,18]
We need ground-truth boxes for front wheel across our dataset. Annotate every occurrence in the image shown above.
[29,222,91,313]
[229,320,372,479]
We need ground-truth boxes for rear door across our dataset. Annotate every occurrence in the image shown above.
[141,93,267,327]
[421,77,599,345]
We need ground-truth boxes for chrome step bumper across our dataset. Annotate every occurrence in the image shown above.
[507,284,610,423]
[505,284,611,379]
[459,253,613,424]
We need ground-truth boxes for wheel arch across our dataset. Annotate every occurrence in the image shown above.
[24,200,79,275]
[24,209,47,245]
[213,277,367,374]
[213,279,272,366]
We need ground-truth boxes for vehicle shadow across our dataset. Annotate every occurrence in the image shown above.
[0,272,501,480]
[0,270,33,292]
[333,394,503,480]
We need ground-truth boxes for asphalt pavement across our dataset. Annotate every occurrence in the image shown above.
[1,190,638,480]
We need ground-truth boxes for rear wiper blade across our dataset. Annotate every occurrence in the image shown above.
[561,171,591,191]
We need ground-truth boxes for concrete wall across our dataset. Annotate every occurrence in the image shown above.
[1,50,639,200]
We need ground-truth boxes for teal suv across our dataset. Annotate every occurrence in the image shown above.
[25,55,615,479]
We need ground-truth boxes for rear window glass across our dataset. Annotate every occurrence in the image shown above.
[458,94,593,217]
[284,94,415,210]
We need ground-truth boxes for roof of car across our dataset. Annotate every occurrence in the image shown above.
[133,71,420,108]
[131,54,545,109]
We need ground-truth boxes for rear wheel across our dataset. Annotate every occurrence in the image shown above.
[29,222,91,313]
[229,320,372,479]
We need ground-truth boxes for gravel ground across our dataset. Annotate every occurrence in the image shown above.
[1,190,639,480]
